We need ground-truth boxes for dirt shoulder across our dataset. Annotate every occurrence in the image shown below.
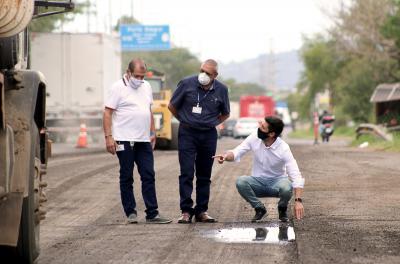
[292,142,400,264]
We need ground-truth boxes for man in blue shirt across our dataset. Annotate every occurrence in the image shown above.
[168,59,230,223]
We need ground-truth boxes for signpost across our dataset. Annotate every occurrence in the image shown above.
[120,24,171,51]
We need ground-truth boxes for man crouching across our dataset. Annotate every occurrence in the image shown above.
[213,116,305,222]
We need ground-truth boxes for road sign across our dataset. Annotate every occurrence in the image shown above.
[120,25,171,51]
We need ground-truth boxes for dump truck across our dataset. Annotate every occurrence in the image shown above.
[0,1,73,263]
[145,69,179,149]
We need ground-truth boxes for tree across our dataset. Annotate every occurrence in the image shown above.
[224,79,267,101]
[297,35,342,117]
[114,15,139,32]
[122,48,201,89]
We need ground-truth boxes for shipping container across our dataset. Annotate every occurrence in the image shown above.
[30,32,121,142]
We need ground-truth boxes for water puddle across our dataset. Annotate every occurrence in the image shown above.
[200,223,295,244]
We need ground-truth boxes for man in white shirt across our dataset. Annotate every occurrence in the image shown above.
[103,58,171,224]
[213,116,305,222]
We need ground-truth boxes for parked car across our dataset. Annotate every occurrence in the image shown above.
[233,117,259,139]
[220,119,237,137]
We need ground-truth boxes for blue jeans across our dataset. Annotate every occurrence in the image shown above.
[235,176,292,209]
[116,141,158,219]
[178,125,217,215]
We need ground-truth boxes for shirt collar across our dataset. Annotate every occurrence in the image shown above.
[264,136,282,150]
[197,79,215,91]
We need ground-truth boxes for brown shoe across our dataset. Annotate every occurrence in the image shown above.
[177,212,193,224]
[195,212,217,223]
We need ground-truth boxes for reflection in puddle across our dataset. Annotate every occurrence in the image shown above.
[200,224,295,244]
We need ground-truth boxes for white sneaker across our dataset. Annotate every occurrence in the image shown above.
[127,213,138,224]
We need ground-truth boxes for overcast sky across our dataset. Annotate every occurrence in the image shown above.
[66,0,343,63]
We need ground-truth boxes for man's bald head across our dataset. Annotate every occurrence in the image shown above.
[128,58,147,73]
[200,59,218,79]
[127,58,147,80]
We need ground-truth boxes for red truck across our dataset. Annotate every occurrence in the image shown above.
[239,95,275,118]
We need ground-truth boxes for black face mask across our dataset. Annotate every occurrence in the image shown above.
[257,128,269,140]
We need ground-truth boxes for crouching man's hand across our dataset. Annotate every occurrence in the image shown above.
[293,200,304,220]
[212,154,226,164]
[212,151,234,164]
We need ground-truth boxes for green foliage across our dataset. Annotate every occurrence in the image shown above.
[224,79,266,101]
[335,59,377,122]
[121,45,265,96]
[297,36,342,118]
[351,132,400,152]
[114,16,139,32]
[296,0,400,124]
[382,0,400,49]
[122,48,201,89]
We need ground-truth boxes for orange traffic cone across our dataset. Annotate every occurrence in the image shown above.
[76,123,88,148]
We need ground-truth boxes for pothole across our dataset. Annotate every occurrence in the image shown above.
[200,223,295,244]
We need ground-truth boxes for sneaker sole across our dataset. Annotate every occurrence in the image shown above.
[127,220,138,224]
[146,220,172,224]
[195,219,217,223]
[177,220,192,224]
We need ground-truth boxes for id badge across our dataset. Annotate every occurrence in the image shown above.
[116,144,125,152]
[192,106,202,114]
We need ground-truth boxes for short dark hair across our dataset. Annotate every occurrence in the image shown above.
[265,116,284,138]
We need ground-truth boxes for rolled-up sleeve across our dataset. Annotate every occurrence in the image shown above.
[230,135,253,162]
[282,148,304,188]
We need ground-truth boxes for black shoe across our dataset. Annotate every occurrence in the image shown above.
[278,207,289,222]
[252,207,267,222]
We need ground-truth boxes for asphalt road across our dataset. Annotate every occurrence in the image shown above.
[36,137,400,264]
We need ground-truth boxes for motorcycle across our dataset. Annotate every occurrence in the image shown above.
[320,115,335,142]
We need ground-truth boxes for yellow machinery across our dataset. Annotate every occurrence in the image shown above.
[145,69,179,149]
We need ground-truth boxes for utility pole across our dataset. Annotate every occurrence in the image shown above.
[131,0,134,19]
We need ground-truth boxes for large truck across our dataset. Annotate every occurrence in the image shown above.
[30,32,121,143]
[145,69,179,149]
[0,1,73,263]
[239,95,275,118]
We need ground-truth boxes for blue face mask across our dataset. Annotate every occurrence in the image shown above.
[128,77,144,89]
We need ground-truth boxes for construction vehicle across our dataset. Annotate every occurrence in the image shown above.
[145,69,179,149]
[0,1,73,263]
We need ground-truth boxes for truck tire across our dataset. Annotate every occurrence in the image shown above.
[16,126,41,263]
[169,122,179,150]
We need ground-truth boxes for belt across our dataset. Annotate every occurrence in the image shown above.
[180,123,214,131]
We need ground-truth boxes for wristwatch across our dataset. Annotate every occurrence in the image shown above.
[294,198,303,203]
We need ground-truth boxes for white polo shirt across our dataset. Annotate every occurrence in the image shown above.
[105,77,153,142]
[230,131,305,188]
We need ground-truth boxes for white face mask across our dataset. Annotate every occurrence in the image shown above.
[198,72,211,86]
[128,77,144,89]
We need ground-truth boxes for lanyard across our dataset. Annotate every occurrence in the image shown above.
[197,87,212,107]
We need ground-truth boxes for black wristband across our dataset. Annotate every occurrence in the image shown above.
[295,198,303,203]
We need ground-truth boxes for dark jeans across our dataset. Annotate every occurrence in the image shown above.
[116,141,158,219]
[178,125,217,216]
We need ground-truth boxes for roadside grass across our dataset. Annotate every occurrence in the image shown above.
[288,126,356,140]
[287,128,314,139]
[351,132,400,152]
[289,125,400,152]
